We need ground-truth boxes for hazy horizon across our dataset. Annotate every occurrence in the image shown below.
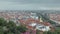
[0,0,60,10]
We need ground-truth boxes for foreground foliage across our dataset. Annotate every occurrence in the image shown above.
[0,18,27,34]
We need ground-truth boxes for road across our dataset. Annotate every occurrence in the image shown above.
[50,19,60,24]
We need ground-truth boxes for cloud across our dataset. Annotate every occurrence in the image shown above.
[1,0,60,4]
[0,0,60,10]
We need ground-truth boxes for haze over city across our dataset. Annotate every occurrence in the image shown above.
[0,0,60,34]
[0,0,60,10]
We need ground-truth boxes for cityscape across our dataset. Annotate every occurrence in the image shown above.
[0,10,60,34]
[0,0,60,34]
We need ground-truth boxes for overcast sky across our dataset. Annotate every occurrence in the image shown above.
[0,0,60,10]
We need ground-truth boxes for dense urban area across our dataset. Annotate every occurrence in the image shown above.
[0,10,60,34]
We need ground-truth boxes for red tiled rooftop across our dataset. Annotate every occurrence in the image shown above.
[42,22,51,26]
[19,18,51,26]
[19,18,40,24]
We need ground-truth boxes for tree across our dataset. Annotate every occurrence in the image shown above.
[6,20,21,34]
[6,21,16,33]
[0,18,27,34]
[0,26,4,34]
[0,18,7,26]
[7,20,16,27]
[16,25,28,33]
[7,32,14,34]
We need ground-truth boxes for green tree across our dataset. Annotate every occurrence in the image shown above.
[7,21,16,27]
[6,20,21,34]
[0,18,27,34]
[8,32,14,34]
[0,26,4,34]
[0,18,7,26]
[16,25,28,33]
[6,21,16,33]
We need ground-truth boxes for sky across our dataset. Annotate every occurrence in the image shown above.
[0,0,60,10]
